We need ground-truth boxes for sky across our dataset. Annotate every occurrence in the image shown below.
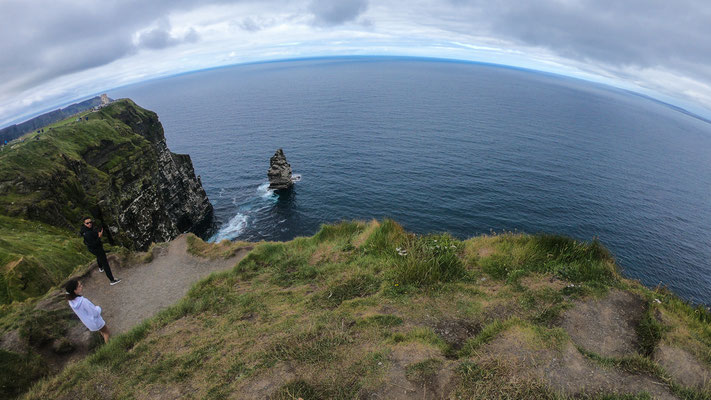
[2,0,711,127]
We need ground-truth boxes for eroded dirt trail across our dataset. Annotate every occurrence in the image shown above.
[81,235,250,334]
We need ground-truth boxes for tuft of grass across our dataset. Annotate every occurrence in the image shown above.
[362,219,407,254]
[0,350,48,400]
[272,378,361,400]
[636,303,666,356]
[273,380,319,400]
[405,358,443,383]
[455,359,562,399]
[393,233,465,287]
[185,233,252,260]
[478,233,618,286]
[358,314,403,328]
[312,221,365,243]
[18,307,74,346]
[459,319,517,357]
[318,275,381,309]
[261,329,350,366]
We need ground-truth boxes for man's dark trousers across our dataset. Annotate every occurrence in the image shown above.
[90,247,115,282]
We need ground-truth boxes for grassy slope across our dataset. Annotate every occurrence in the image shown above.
[0,99,158,303]
[0,99,155,235]
[0,215,93,304]
[23,220,711,399]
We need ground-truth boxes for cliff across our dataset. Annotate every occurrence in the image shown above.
[0,99,213,251]
[0,96,108,143]
[0,99,213,304]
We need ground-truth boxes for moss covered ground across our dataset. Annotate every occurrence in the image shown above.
[21,220,711,399]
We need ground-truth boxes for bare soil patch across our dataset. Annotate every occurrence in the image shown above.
[560,289,645,357]
[236,363,297,400]
[477,246,495,258]
[654,344,711,390]
[367,343,455,400]
[432,318,481,352]
[476,329,678,399]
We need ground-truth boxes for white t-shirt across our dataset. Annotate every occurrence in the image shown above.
[68,296,106,331]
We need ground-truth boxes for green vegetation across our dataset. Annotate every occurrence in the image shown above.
[0,350,48,399]
[0,99,178,303]
[0,99,160,247]
[0,215,92,304]
[185,233,251,260]
[473,233,617,285]
[21,220,711,399]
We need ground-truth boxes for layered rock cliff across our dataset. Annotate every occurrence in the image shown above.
[0,99,213,251]
[267,148,293,190]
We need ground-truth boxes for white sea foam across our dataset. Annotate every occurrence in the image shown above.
[257,182,277,201]
[209,213,248,242]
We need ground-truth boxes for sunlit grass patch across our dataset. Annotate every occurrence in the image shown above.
[185,233,252,259]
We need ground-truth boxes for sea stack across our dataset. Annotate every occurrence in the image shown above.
[267,148,293,190]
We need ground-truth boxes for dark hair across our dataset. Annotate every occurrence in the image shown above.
[65,278,81,301]
[82,216,91,222]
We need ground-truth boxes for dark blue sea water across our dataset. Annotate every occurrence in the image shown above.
[111,57,711,305]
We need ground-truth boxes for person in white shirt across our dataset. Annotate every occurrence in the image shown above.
[64,278,110,343]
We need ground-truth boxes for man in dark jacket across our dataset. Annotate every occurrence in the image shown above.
[81,217,121,285]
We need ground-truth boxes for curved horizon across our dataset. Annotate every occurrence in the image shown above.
[4,54,711,130]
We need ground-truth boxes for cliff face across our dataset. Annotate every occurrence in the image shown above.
[0,99,213,251]
[267,148,293,190]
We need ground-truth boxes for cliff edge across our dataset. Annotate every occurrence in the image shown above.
[0,99,213,251]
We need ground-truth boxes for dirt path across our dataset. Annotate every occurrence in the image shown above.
[80,234,250,334]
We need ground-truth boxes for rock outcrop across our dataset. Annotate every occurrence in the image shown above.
[0,99,213,251]
[267,148,293,190]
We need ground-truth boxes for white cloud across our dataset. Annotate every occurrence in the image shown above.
[2,0,711,126]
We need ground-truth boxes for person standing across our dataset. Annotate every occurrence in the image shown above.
[80,217,121,285]
[64,278,111,343]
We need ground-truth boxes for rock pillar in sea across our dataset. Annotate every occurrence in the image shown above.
[267,148,294,190]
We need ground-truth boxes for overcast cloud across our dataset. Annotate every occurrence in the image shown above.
[2,0,711,126]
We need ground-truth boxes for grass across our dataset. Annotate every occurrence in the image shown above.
[0,214,93,304]
[14,220,711,399]
[472,233,619,285]
[0,98,183,302]
[0,99,168,250]
[0,350,48,400]
[185,233,252,260]
[392,232,466,287]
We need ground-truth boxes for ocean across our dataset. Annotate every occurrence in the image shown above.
[111,57,711,305]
